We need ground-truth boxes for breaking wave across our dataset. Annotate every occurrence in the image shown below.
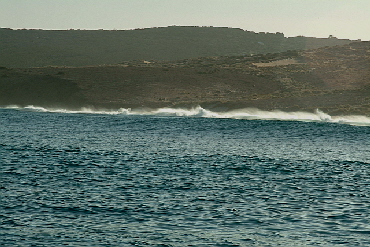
[3,105,370,126]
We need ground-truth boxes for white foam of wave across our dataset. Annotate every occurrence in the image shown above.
[5,105,132,115]
[2,105,370,126]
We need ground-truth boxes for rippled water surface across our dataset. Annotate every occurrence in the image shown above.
[1,109,370,246]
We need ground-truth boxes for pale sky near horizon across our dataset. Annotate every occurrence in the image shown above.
[1,0,369,40]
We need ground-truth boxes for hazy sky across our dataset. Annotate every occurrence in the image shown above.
[1,0,369,40]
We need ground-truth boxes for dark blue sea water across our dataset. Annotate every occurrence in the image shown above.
[1,107,370,246]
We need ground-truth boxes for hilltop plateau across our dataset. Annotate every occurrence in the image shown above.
[0,26,355,68]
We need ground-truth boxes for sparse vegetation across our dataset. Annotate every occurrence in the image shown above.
[0,26,369,115]
[0,26,355,68]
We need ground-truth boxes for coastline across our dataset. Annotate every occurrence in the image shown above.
[1,42,370,116]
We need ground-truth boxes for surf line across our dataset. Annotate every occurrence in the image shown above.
[2,105,370,126]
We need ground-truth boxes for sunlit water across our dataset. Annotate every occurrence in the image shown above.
[1,107,370,246]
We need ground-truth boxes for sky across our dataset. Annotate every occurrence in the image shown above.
[1,0,369,40]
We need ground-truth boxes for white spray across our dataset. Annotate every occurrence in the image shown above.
[3,105,370,126]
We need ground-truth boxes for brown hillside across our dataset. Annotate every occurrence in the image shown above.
[0,26,355,68]
[1,42,370,115]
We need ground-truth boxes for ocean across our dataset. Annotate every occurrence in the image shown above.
[1,106,370,246]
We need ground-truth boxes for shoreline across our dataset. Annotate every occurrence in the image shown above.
[1,42,370,116]
[3,105,370,128]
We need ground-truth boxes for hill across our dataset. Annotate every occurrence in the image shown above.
[1,41,370,115]
[0,26,356,68]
